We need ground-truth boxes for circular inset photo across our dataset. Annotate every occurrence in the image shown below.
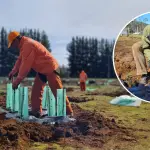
[113,12,150,102]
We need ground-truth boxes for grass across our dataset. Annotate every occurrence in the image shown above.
[128,34,142,39]
[29,143,49,150]
[78,96,150,129]
[68,85,150,150]
[29,143,89,150]
[120,34,142,39]
[77,85,150,129]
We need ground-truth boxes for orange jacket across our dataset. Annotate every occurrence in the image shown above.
[13,36,59,85]
[79,71,87,82]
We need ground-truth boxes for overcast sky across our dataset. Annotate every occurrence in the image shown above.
[0,0,150,66]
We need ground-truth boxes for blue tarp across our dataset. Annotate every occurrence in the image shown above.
[128,85,146,100]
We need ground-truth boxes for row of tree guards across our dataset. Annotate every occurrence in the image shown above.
[6,83,66,119]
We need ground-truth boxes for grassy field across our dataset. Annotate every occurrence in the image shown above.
[1,80,150,149]
[67,84,150,150]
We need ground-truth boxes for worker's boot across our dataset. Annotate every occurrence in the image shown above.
[67,112,74,118]
[29,110,42,118]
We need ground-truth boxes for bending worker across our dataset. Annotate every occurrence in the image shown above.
[8,31,73,117]
[79,70,87,91]
[132,25,150,85]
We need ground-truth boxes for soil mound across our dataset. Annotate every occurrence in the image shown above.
[114,36,141,82]
[0,97,135,149]
[68,96,93,103]
[86,88,129,97]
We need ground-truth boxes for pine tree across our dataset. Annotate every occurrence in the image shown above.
[84,37,90,73]
[67,37,77,77]
[0,27,9,75]
[33,29,37,40]
[37,29,41,42]
[41,31,51,52]
[29,29,34,39]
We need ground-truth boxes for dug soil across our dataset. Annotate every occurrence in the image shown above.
[68,96,94,103]
[86,87,130,97]
[0,95,6,109]
[0,95,136,149]
[114,36,141,82]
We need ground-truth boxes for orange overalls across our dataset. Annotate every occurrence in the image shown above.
[79,71,87,91]
[11,36,73,114]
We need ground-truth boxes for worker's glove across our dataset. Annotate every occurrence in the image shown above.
[8,71,15,80]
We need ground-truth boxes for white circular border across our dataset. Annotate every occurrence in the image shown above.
[112,11,150,103]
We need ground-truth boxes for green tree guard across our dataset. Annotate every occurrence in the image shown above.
[22,87,29,119]
[47,86,56,116]
[42,86,47,109]
[57,89,66,116]
[6,83,12,109]
[14,87,20,112]
[63,89,66,116]
[19,87,29,119]
[12,89,15,112]
[18,87,24,117]
[86,80,89,85]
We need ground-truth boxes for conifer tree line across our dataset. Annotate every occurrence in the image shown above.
[0,27,115,78]
[67,36,115,78]
[0,27,50,76]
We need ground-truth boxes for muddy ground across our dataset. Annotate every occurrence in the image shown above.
[0,92,135,150]
[85,87,129,97]
[68,96,94,103]
[114,36,141,83]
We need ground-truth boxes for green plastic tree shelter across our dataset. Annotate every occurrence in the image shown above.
[42,86,66,117]
[6,83,67,118]
[57,89,66,116]
[7,83,19,111]
[6,83,13,109]
[18,87,29,119]
[42,86,47,109]
[47,87,56,116]
[6,84,29,119]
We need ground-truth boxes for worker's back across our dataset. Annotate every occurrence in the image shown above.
[20,36,59,75]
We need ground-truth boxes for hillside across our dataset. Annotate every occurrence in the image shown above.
[114,36,142,82]
[125,20,148,34]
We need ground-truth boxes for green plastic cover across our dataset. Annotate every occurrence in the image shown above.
[6,83,12,109]
[18,87,29,119]
[42,86,47,109]
[22,87,29,119]
[47,87,56,116]
[57,89,66,116]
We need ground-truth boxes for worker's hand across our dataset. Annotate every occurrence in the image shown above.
[8,71,15,80]
[12,81,19,90]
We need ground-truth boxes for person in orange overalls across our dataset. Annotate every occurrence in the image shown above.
[8,31,73,117]
[79,70,87,91]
